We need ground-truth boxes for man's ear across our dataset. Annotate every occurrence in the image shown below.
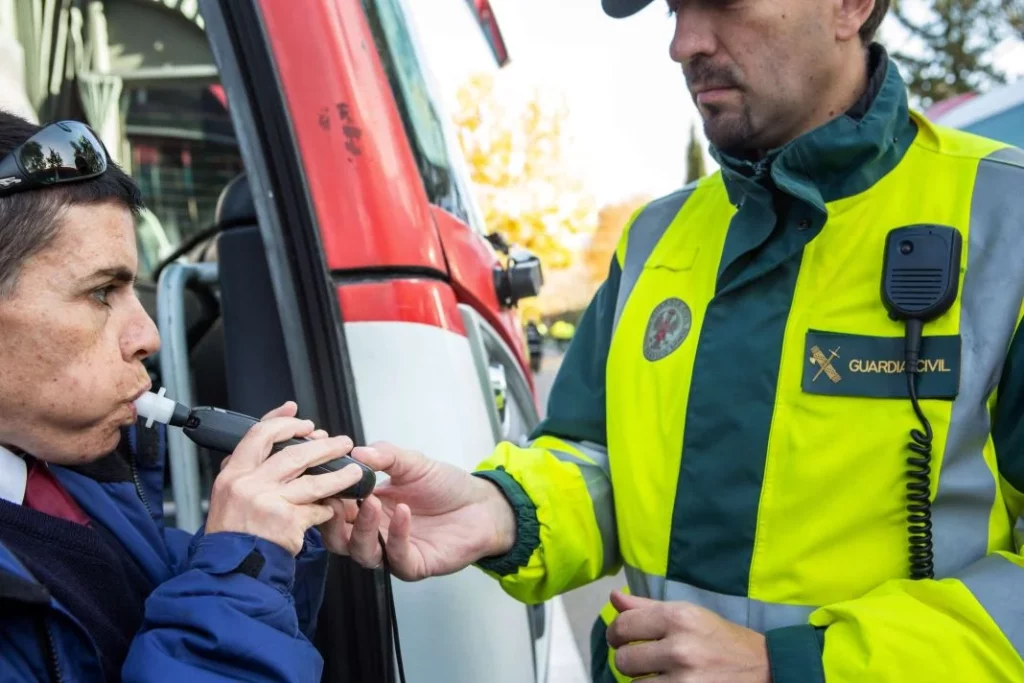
[835,0,877,42]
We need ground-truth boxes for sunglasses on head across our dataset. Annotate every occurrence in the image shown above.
[0,120,108,198]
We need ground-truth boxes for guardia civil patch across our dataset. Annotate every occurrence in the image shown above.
[803,329,961,399]
[643,298,691,362]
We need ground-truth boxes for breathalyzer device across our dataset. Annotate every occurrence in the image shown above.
[133,390,376,499]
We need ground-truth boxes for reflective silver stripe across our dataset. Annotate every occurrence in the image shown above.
[624,565,815,633]
[933,147,1024,578]
[564,440,611,474]
[960,554,1024,655]
[542,442,618,574]
[612,186,696,333]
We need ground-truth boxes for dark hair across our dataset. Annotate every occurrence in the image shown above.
[0,111,144,298]
[860,0,890,43]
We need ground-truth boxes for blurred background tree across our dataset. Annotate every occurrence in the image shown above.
[889,0,1013,108]
[452,73,596,274]
[1010,0,1024,37]
[582,194,652,286]
[685,123,706,185]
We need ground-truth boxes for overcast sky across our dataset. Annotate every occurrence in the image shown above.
[405,0,1024,207]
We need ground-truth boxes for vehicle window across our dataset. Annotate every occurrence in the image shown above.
[127,85,244,279]
[362,0,472,223]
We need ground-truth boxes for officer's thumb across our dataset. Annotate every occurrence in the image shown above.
[610,588,654,613]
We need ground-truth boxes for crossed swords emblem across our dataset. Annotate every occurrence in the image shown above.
[810,345,842,383]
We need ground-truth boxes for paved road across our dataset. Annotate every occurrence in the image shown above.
[534,350,627,668]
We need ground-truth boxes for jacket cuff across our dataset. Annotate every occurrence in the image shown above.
[299,526,326,557]
[472,467,540,576]
[765,624,826,683]
[187,531,296,594]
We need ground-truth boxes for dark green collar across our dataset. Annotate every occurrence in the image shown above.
[711,45,917,214]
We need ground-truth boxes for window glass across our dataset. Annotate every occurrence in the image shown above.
[126,84,244,278]
[362,0,472,223]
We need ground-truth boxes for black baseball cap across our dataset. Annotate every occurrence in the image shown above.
[602,0,656,18]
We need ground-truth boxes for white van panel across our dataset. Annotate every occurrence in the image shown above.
[344,319,538,683]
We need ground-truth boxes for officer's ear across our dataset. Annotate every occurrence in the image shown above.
[833,0,878,43]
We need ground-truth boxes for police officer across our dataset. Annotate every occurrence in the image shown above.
[321,0,1024,680]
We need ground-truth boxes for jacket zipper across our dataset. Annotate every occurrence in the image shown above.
[753,157,771,178]
[129,454,155,518]
[40,618,64,683]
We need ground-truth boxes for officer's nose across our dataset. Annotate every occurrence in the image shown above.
[669,6,718,64]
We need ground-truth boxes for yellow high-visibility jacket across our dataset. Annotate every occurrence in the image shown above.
[474,47,1024,682]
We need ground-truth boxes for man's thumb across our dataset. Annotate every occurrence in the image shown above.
[351,443,399,473]
[610,588,655,613]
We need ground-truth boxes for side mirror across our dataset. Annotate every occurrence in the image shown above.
[494,248,543,307]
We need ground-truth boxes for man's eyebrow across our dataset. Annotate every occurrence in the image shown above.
[85,267,137,285]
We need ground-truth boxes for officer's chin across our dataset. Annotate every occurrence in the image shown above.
[703,120,743,150]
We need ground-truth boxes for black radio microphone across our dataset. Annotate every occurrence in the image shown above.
[881,225,962,580]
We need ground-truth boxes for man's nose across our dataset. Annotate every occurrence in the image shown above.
[122,297,161,362]
[669,7,717,64]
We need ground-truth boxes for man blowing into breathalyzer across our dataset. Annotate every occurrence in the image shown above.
[326,0,1024,681]
[0,112,364,681]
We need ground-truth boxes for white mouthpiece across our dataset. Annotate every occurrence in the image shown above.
[134,388,176,428]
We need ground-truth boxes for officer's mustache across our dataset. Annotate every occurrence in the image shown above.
[685,56,743,97]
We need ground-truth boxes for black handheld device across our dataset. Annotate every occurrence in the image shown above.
[178,405,376,499]
[881,225,962,580]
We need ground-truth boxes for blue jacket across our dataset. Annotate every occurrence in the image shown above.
[0,423,330,682]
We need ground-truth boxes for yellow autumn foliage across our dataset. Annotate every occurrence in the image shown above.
[452,73,596,273]
[583,194,653,285]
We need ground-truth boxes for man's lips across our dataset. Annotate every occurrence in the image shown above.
[694,86,738,105]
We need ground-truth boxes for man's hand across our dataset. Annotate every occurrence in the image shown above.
[205,401,365,556]
[607,590,770,683]
[318,442,517,581]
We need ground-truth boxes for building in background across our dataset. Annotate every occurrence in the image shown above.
[927,78,1024,148]
[0,0,236,277]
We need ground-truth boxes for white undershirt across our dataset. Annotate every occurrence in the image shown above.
[0,444,27,504]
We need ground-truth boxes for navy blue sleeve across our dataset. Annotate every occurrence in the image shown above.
[122,532,325,682]
[163,523,328,640]
[292,528,329,639]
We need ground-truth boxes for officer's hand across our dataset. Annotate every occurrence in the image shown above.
[606,590,770,683]
[205,401,366,556]
[318,442,517,581]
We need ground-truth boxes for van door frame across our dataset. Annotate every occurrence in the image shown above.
[198,2,395,681]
